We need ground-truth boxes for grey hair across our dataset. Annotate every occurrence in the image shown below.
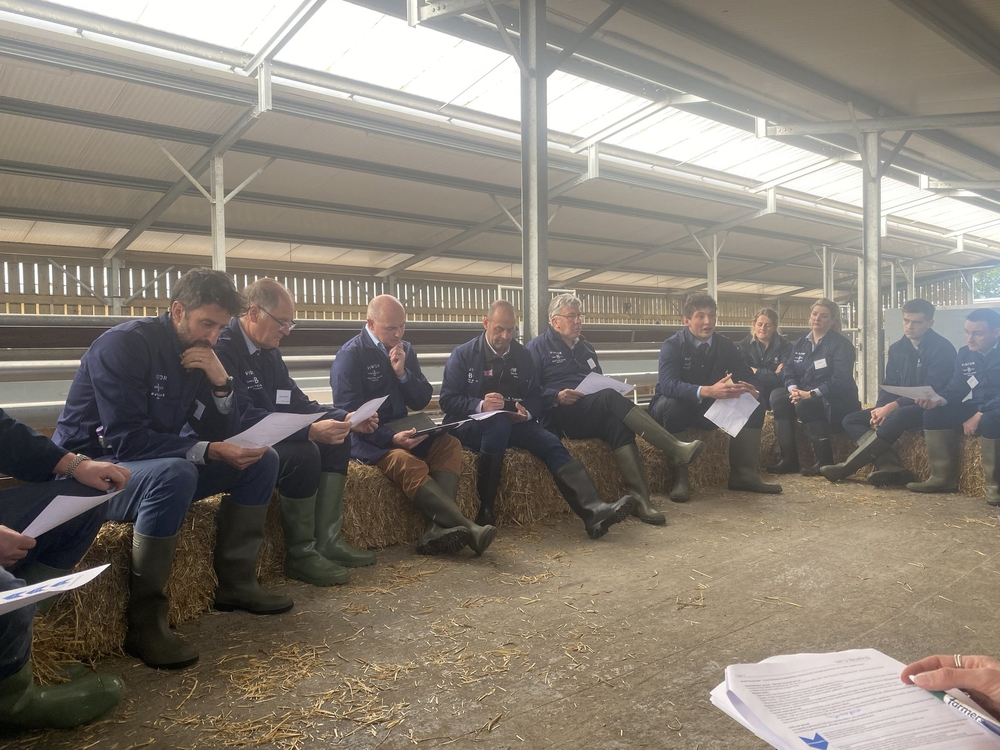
[548,293,582,320]
[243,278,292,311]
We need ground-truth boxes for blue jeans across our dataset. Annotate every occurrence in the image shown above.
[107,449,279,537]
[454,418,571,475]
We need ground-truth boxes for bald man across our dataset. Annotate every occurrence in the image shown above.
[330,295,497,557]
[215,279,378,589]
[440,301,634,538]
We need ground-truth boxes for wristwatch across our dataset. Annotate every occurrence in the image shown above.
[213,375,234,396]
[64,454,91,480]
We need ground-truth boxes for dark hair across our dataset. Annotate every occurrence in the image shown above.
[967,307,1000,329]
[170,268,245,317]
[811,297,842,333]
[901,298,934,319]
[683,294,717,319]
[751,307,779,334]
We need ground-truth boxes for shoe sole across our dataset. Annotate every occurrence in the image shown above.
[214,601,294,615]
[416,529,470,556]
[588,498,636,539]
[634,512,667,525]
[124,644,199,670]
[867,470,914,487]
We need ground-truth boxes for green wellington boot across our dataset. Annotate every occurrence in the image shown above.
[315,472,376,567]
[0,663,124,730]
[821,430,892,482]
[475,452,505,527]
[279,493,350,586]
[553,460,635,539]
[907,429,961,493]
[982,437,1000,506]
[612,443,666,524]
[623,407,704,465]
[728,428,782,493]
[767,418,800,474]
[214,500,294,615]
[867,448,914,487]
[801,421,834,476]
[413,471,497,556]
[125,533,199,669]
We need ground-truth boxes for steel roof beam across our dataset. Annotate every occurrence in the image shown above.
[241,0,327,74]
[766,111,1000,137]
[887,0,1000,79]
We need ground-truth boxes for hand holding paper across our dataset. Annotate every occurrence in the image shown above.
[881,384,943,402]
[574,372,634,396]
[350,395,389,424]
[21,490,121,539]
[225,412,324,449]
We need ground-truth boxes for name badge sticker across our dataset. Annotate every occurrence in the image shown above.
[276,389,292,405]
[813,358,828,370]
[587,358,597,370]
[968,375,980,389]
[193,400,206,420]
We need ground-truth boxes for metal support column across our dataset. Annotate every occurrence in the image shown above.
[821,245,834,300]
[210,154,226,271]
[707,234,719,299]
[889,262,897,308]
[105,256,123,315]
[520,0,548,339]
[861,131,882,405]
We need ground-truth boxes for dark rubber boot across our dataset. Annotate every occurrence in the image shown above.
[821,431,892,482]
[0,663,124,729]
[767,418,800,474]
[801,421,834,476]
[125,533,199,669]
[728,428,782,494]
[279,493,350,586]
[907,429,960,493]
[413,475,496,556]
[623,407,704,465]
[867,448,914,487]
[982,437,1000,506]
[315,472,376,567]
[553,460,635,539]
[612,443,665,524]
[475,452,505,527]
[214,500,294,615]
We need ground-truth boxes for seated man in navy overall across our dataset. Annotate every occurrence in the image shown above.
[909,307,1000,501]
[823,298,956,485]
[441,300,634,539]
[53,269,290,671]
[0,408,128,729]
[647,294,781,501]
[216,279,378,589]
[330,295,496,557]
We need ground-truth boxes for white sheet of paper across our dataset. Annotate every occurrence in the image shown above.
[21,490,122,539]
[0,565,109,615]
[350,395,389,424]
[880,384,943,402]
[574,371,634,396]
[720,649,998,750]
[469,410,507,421]
[226,412,323,448]
[704,391,759,437]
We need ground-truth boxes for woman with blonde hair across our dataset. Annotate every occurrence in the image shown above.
[738,308,792,408]
[768,298,860,475]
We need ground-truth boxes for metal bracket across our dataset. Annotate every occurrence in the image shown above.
[483,0,527,77]
[879,130,911,178]
[155,141,213,201]
[256,60,273,114]
[547,205,561,226]
[547,0,625,76]
[684,224,711,260]
[847,102,879,180]
[407,0,488,26]
[490,193,522,232]
[587,143,600,179]
[224,157,276,204]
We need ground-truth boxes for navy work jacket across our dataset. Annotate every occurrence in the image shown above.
[215,318,347,441]
[738,333,792,374]
[650,328,757,407]
[877,328,956,408]
[439,334,541,423]
[329,327,433,464]
[52,312,237,461]
[781,329,859,405]
[1,407,67,482]
[940,343,1000,413]
[525,326,601,412]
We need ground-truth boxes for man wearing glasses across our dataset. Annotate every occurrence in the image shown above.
[215,279,378,588]
[525,293,704,525]
[330,295,497,557]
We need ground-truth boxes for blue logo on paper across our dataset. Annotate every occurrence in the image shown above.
[799,734,828,749]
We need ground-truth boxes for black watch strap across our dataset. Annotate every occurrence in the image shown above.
[213,375,234,396]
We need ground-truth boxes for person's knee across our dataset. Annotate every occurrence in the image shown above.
[980,413,1000,440]
[429,434,463,475]
[156,458,200,494]
[480,418,513,454]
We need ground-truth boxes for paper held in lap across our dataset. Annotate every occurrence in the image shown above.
[226,412,324,448]
[21,490,122,538]
[574,372,634,396]
[880,384,943,402]
[705,392,760,437]
[711,648,999,749]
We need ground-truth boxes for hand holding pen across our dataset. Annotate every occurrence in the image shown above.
[902,654,1000,724]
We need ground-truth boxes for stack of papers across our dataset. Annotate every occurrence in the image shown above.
[712,649,1000,749]
[575,372,634,396]
[705,391,760,437]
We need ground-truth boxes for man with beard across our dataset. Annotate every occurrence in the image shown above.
[53,269,291,671]
[441,300,634,538]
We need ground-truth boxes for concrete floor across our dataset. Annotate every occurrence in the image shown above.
[6,474,1000,750]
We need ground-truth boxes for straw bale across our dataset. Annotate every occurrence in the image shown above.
[758,413,856,470]
[637,430,731,492]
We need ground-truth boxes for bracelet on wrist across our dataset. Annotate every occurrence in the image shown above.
[64,454,91,480]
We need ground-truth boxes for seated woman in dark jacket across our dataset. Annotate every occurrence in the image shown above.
[768,297,861,476]
[738,308,792,409]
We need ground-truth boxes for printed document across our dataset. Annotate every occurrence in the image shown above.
[713,649,999,749]
[705,392,760,437]
[0,565,109,615]
[574,372,634,396]
[22,490,122,539]
[880,384,943,402]
[226,412,323,449]
[350,395,389,424]
[469,410,507,421]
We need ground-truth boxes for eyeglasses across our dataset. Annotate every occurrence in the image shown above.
[553,313,585,322]
[260,307,297,332]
